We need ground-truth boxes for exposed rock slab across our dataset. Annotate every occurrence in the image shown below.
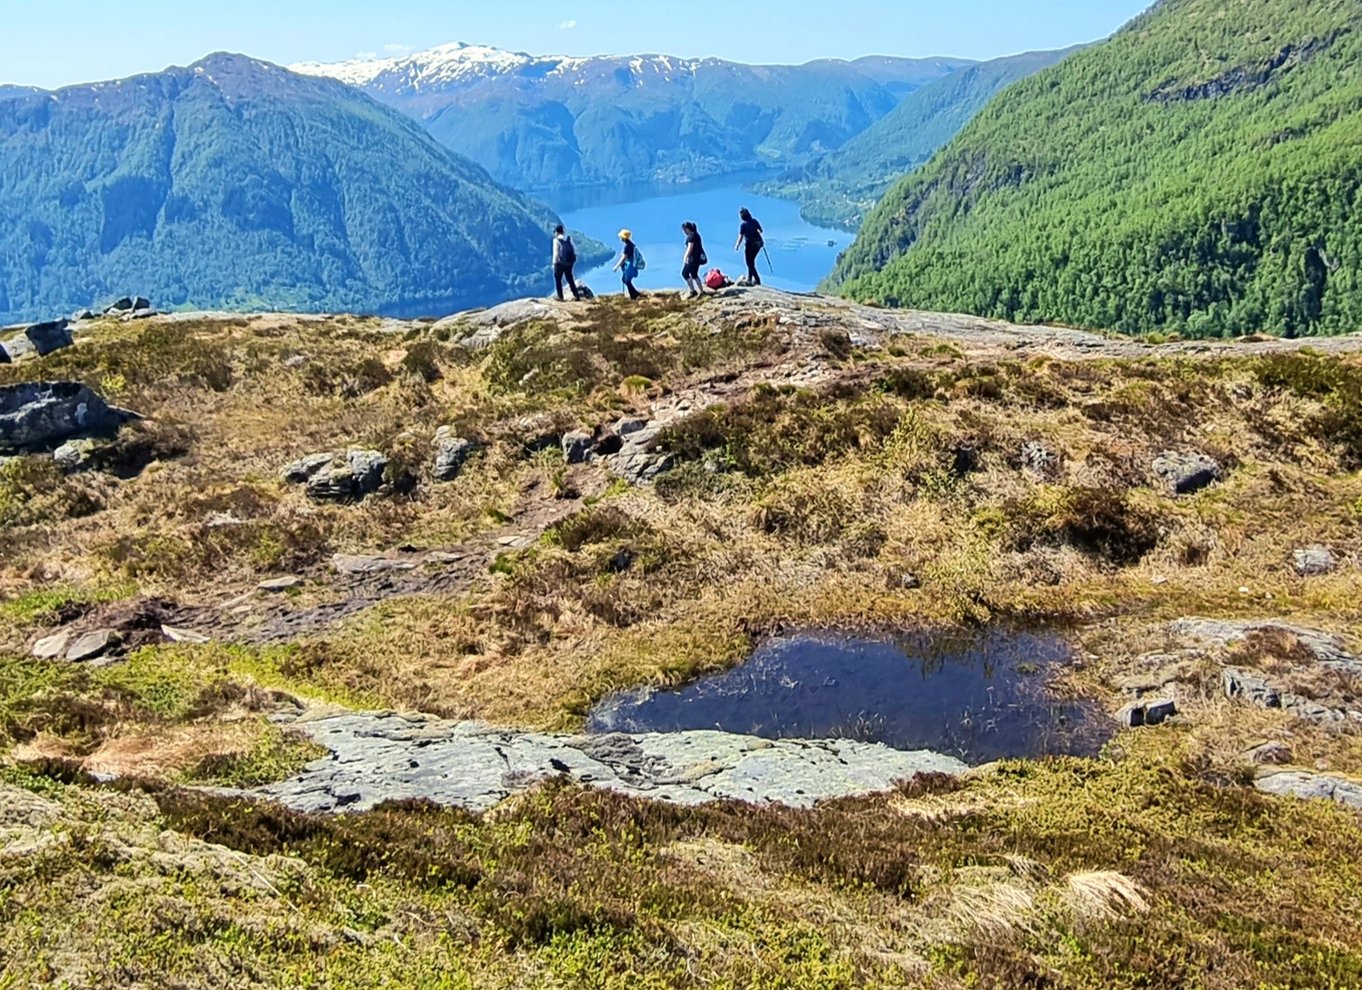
[254,712,968,813]
[1255,771,1362,811]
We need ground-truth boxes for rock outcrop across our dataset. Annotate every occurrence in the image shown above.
[252,712,968,813]
[0,381,137,452]
[281,449,388,502]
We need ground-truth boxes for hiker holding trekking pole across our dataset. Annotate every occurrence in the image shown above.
[735,207,765,286]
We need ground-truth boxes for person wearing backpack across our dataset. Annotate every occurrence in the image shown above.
[734,207,764,286]
[680,221,709,298]
[612,228,643,300]
[552,224,582,301]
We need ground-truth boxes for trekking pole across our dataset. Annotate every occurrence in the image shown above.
[762,245,774,274]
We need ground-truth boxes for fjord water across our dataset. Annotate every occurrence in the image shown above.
[556,179,856,296]
[588,628,1106,764]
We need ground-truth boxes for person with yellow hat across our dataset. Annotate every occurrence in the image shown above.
[611,228,643,300]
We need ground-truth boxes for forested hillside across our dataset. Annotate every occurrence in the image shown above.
[761,48,1078,229]
[294,44,973,191]
[0,54,583,323]
[829,0,1362,338]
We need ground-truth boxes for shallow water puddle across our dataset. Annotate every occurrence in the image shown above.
[588,628,1108,764]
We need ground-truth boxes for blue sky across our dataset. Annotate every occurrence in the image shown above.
[6,0,1152,89]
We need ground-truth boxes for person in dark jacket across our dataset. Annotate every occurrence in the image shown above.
[551,224,581,301]
[680,221,709,298]
[734,207,763,285]
[612,229,642,300]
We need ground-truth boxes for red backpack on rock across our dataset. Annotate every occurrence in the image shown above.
[705,269,730,291]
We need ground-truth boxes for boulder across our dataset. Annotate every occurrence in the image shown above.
[104,296,149,315]
[307,450,387,502]
[281,449,387,502]
[1293,546,1338,577]
[1152,451,1222,495]
[1245,740,1293,765]
[432,430,479,482]
[616,417,648,437]
[562,429,595,465]
[0,381,136,452]
[1,319,73,362]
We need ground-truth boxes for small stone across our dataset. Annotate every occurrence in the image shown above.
[432,434,479,482]
[562,429,595,465]
[31,631,70,660]
[161,625,211,644]
[1293,546,1337,577]
[53,439,96,472]
[258,576,302,592]
[1152,450,1222,496]
[65,628,120,662]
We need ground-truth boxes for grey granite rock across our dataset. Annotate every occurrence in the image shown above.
[1255,771,1362,811]
[1,319,73,362]
[0,381,137,452]
[65,629,119,663]
[1293,546,1338,577]
[280,452,333,484]
[282,449,387,502]
[31,631,70,660]
[1221,668,1281,709]
[432,431,479,482]
[561,429,595,465]
[252,713,968,814]
[1152,451,1222,495]
[53,438,96,472]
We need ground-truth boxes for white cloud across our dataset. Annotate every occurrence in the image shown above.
[383,43,414,55]
[558,19,578,31]
[354,51,378,61]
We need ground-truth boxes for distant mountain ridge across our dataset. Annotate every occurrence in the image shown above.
[0,54,586,324]
[292,43,975,191]
[829,0,1362,338]
[760,47,1082,228]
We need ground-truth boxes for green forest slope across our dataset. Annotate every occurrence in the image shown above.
[760,48,1079,229]
[829,0,1362,338]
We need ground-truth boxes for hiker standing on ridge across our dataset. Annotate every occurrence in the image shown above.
[681,221,709,298]
[612,228,643,300]
[552,224,581,301]
[734,207,764,286]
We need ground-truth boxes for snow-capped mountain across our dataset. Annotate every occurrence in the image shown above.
[293,42,973,191]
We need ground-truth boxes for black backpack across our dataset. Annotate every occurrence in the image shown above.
[561,236,577,266]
